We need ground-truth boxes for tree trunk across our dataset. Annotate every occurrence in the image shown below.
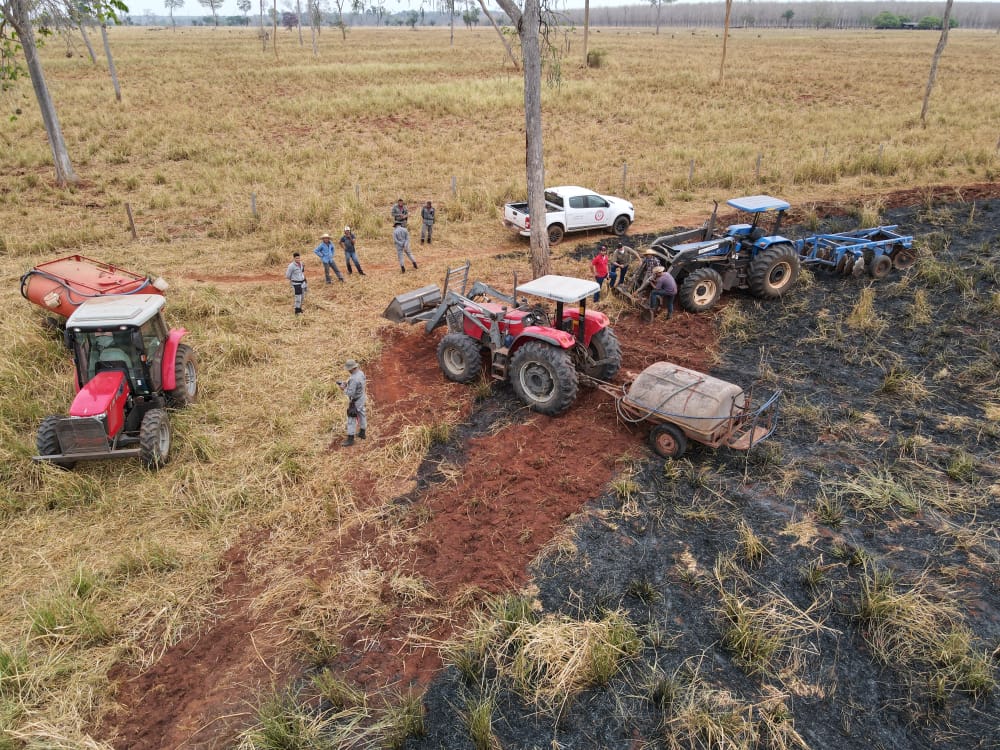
[79,20,98,62]
[9,1,78,185]
[719,0,732,83]
[310,16,318,55]
[273,0,278,59]
[100,23,122,102]
[582,0,589,67]
[920,0,954,127]
[260,0,267,51]
[476,0,518,70]
[296,0,304,45]
[655,1,661,34]
[496,0,549,278]
[449,0,454,46]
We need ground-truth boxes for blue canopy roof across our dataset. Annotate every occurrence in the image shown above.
[726,195,790,213]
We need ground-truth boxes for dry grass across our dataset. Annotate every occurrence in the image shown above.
[1,23,999,743]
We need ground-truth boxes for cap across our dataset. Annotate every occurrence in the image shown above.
[344,226,351,232]
[652,266,666,274]
[344,359,358,370]
[321,232,331,239]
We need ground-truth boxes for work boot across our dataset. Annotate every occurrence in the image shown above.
[359,429,366,439]
[342,435,355,447]
[295,308,302,315]
[359,271,366,276]
[401,265,406,273]
[420,238,424,244]
[412,261,418,269]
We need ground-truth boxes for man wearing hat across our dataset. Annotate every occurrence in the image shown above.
[338,359,367,446]
[314,232,344,284]
[339,227,365,276]
[633,248,662,291]
[648,266,677,320]
[391,198,409,227]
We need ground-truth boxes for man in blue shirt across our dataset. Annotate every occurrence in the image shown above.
[314,232,344,284]
[339,227,365,276]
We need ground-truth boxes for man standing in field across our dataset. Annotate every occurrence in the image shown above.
[313,232,344,284]
[339,227,365,276]
[391,198,409,227]
[285,252,307,315]
[394,223,418,273]
[420,200,436,244]
[590,245,609,302]
[338,359,367,446]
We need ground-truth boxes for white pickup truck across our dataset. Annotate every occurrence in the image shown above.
[503,185,634,245]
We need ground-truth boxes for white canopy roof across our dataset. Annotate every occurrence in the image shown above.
[66,294,166,328]
[516,275,600,303]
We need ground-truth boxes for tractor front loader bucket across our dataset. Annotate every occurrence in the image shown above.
[382,285,443,325]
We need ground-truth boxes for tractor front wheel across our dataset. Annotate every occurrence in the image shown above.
[37,416,75,469]
[749,244,800,299]
[167,344,198,407]
[547,224,565,245]
[679,268,724,312]
[437,332,483,384]
[612,215,631,236]
[510,342,578,416]
[584,327,622,380]
[868,253,893,280]
[649,423,687,459]
[139,409,171,469]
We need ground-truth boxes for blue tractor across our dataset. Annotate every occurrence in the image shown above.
[643,195,802,313]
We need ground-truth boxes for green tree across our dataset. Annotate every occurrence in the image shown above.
[918,15,941,29]
[165,0,184,28]
[872,11,900,29]
[237,0,251,24]
[1,0,128,185]
[405,8,417,28]
[461,5,477,27]
[197,0,222,26]
[781,8,793,27]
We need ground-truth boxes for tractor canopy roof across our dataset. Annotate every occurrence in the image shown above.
[726,195,790,213]
[516,275,601,304]
[66,293,166,330]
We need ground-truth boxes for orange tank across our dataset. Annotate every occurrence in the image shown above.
[20,255,166,318]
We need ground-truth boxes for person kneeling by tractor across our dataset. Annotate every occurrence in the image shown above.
[647,266,677,320]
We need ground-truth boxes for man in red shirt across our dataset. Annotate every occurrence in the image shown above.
[590,245,610,302]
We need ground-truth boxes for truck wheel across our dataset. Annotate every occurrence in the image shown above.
[139,409,171,470]
[749,244,800,298]
[891,246,917,270]
[612,215,631,235]
[167,344,198,407]
[868,253,893,279]
[679,268,724,312]
[37,416,75,470]
[437,332,482,384]
[510,342,578,416]
[547,224,565,245]
[649,424,687,459]
[584,327,622,380]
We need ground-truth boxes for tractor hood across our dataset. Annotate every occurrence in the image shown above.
[70,371,130,437]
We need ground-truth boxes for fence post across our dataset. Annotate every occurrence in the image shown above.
[124,203,138,240]
[755,153,762,182]
[451,175,457,196]
[355,184,360,200]
[250,193,258,220]
[688,159,695,186]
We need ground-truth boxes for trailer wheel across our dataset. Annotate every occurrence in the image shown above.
[868,254,893,280]
[167,344,198,407]
[510,342,578,416]
[437,332,483,384]
[891,246,917,270]
[37,416,75,470]
[612,215,631,236]
[679,268,724,312]
[584,327,622,380]
[139,409,171,470]
[548,224,565,245]
[749,244,800,298]
[650,424,687,459]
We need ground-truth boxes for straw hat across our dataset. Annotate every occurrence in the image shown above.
[652,266,666,274]
[321,232,331,240]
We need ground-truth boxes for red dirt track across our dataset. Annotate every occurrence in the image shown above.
[100,308,717,749]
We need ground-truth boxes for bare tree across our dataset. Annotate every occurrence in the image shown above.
[295,0,303,44]
[197,0,221,26]
[581,0,588,66]
[166,0,185,29]
[494,0,549,278]
[70,1,98,61]
[98,15,121,101]
[719,0,732,82]
[920,0,955,127]
[649,0,675,35]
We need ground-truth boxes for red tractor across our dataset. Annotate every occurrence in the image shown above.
[385,264,621,415]
[21,256,197,469]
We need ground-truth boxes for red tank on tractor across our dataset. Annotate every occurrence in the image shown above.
[21,256,197,469]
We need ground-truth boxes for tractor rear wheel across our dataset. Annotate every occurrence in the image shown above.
[612,215,631,235]
[547,224,565,245]
[437,332,482,384]
[649,423,687,459]
[139,409,171,469]
[510,342,578,415]
[679,268,724,312]
[584,327,622,380]
[37,416,75,469]
[868,253,893,279]
[167,344,198,407]
[749,244,800,298]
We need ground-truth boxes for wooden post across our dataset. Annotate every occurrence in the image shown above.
[451,175,457,196]
[688,159,695,186]
[355,183,360,200]
[251,192,258,219]
[125,203,138,240]
[755,153,762,182]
